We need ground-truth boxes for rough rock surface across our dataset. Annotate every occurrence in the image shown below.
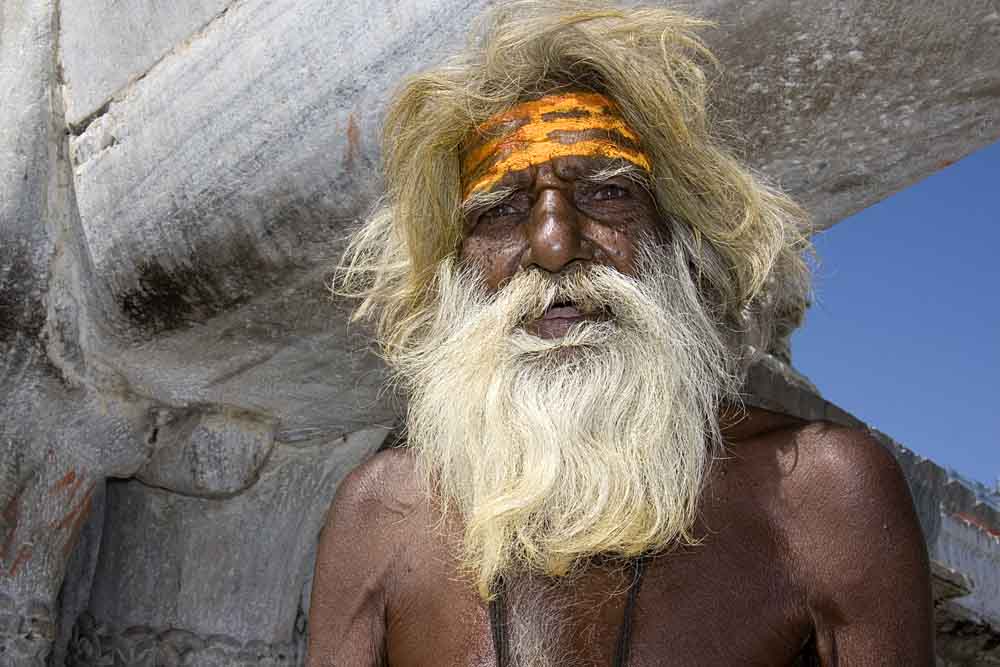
[80,428,386,660]
[1,2,154,663]
[1,0,998,665]
[701,0,1000,230]
[58,0,234,128]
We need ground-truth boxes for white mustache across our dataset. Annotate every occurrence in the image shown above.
[453,262,653,341]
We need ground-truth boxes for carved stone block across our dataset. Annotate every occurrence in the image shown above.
[67,614,300,667]
[137,408,276,497]
[0,595,54,667]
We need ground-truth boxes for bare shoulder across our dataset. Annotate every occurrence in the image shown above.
[780,421,918,528]
[773,421,933,658]
[306,448,426,666]
[316,446,426,566]
[724,417,923,555]
[329,446,424,523]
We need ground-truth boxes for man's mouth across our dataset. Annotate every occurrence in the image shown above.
[524,301,608,339]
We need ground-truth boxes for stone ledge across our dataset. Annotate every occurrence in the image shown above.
[67,613,300,667]
[0,595,54,667]
[936,600,1000,666]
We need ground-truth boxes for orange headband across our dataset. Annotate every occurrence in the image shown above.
[461,91,651,199]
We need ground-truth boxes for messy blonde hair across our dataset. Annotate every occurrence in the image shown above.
[340,0,812,363]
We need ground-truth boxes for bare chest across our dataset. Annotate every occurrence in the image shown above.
[384,426,819,666]
[386,537,814,667]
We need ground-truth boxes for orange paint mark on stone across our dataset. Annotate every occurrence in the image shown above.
[345,114,361,166]
[953,512,1000,539]
[60,485,96,558]
[1,493,20,562]
[52,469,77,493]
[67,474,83,500]
[937,159,955,170]
[8,544,32,577]
[53,483,96,533]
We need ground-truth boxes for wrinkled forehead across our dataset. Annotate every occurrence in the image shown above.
[460,91,651,199]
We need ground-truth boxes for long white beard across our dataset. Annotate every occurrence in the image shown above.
[390,238,738,599]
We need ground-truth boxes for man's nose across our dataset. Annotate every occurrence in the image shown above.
[523,189,591,273]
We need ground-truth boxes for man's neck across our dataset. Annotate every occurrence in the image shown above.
[719,404,805,443]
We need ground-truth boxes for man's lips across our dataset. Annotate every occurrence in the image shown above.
[524,304,605,339]
[542,305,585,320]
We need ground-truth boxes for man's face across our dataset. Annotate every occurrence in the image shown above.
[399,132,734,596]
[460,155,662,339]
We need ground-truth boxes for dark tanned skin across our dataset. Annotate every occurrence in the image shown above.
[307,156,934,666]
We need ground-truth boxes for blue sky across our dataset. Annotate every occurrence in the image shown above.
[792,140,999,489]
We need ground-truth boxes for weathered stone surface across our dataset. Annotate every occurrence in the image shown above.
[62,0,475,441]
[934,512,1000,628]
[58,0,999,445]
[1,0,55,381]
[873,435,1000,662]
[936,599,1000,666]
[85,427,387,646]
[90,271,395,444]
[59,0,235,127]
[0,594,54,667]
[932,561,974,603]
[66,614,300,667]
[744,353,863,428]
[700,0,1000,230]
[893,441,1000,632]
[1,4,155,663]
[49,484,107,667]
[137,408,277,497]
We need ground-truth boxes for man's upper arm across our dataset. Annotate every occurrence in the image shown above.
[306,450,412,667]
[792,424,934,666]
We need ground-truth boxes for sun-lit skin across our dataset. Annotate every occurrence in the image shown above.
[309,153,935,667]
[460,155,661,339]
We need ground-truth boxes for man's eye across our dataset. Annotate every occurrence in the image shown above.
[481,203,518,220]
[592,184,628,201]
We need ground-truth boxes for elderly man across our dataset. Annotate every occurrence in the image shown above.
[307,2,933,665]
